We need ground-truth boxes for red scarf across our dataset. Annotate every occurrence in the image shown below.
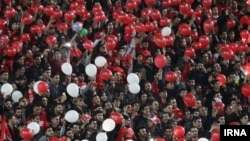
[0,117,12,141]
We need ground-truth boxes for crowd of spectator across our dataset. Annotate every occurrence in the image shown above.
[0,0,250,141]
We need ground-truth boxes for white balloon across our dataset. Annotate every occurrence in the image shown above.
[1,83,13,96]
[102,118,116,132]
[161,27,171,36]
[128,83,140,94]
[65,110,79,123]
[96,132,108,141]
[85,64,97,77]
[127,73,139,84]
[66,83,79,97]
[27,122,40,135]
[33,81,42,94]
[11,90,23,103]
[198,138,209,141]
[61,62,73,75]
[95,56,107,67]
[81,140,89,141]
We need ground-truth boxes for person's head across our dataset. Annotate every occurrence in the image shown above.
[213,63,221,73]
[51,73,60,85]
[53,49,62,61]
[0,70,9,82]
[65,127,74,140]
[189,126,199,138]
[136,126,148,139]
[14,106,23,118]
[239,112,249,125]
[216,114,225,125]
[53,103,64,115]
[50,114,60,126]
[139,92,148,103]
[6,114,18,126]
[192,116,202,129]
[132,101,140,112]
[163,126,173,138]
[4,97,13,110]
[30,114,40,123]
[122,103,132,114]
[44,126,54,137]
[163,104,173,113]
[103,101,113,111]
[144,81,152,92]
[87,119,98,131]
[140,104,151,118]
[42,64,52,79]
[32,103,42,115]
[169,97,177,109]
[93,110,104,122]
[145,55,154,65]
[18,97,28,108]
[198,106,208,117]
[72,123,81,134]
[151,100,160,111]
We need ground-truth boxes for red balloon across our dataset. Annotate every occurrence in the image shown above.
[53,9,63,19]
[106,35,118,44]
[154,54,167,69]
[5,7,17,19]
[240,15,249,25]
[83,40,94,50]
[76,6,86,17]
[211,129,220,141]
[76,0,84,4]
[150,9,161,21]
[124,34,132,42]
[184,93,196,107]
[155,35,167,48]
[64,10,75,21]
[203,19,214,34]
[177,138,186,141]
[125,24,134,34]
[165,35,174,46]
[125,1,138,10]
[172,0,182,6]
[226,19,236,29]
[178,23,191,36]
[56,22,68,32]
[228,43,238,53]
[179,2,190,14]
[221,48,234,60]
[110,112,124,124]
[241,84,250,97]
[135,22,145,33]
[164,71,177,82]
[216,73,226,86]
[33,4,44,13]
[70,2,78,10]
[229,121,240,125]
[214,102,225,115]
[100,68,112,80]
[141,8,151,19]
[21,13,33,25]
[238,41,248,52]
[106,40,116,51]
[202,0,212,9]
[185,0,194,4]
[21,33,30,42]
[38,81,49,94]
[50,137,59,141]
[20,128,34,140]
[43,5,54,16]
[240,30,249,42]
[173,126,185,137]
[145,0,155,7]
[5,47,16,57]
[184,47,195,58]
[0,35,10,45]
[155,138,165,141]
[243,63,250,76]
[46,35,57,46]
[198,35,209,48]
[160,17,171,27]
